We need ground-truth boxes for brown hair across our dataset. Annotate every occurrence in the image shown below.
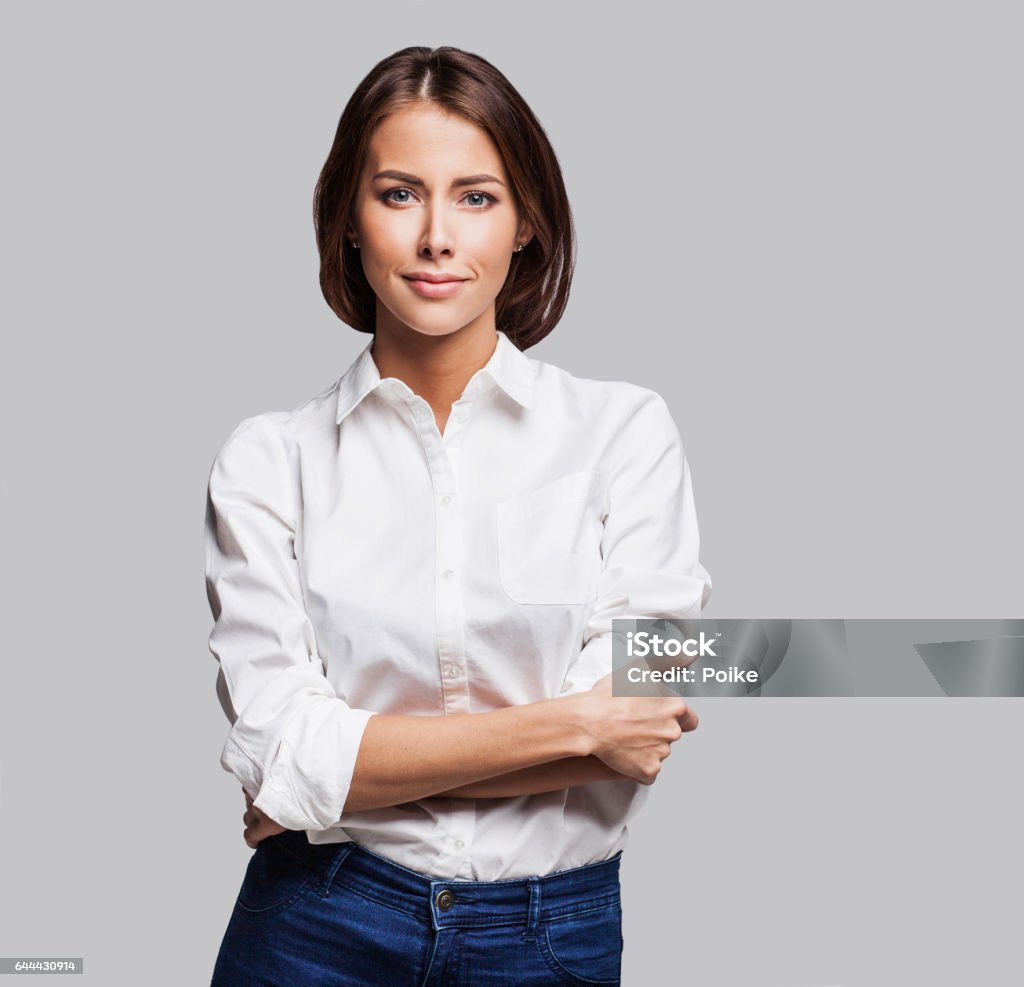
[313,46,575,350]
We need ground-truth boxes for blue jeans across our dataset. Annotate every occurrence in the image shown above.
[211,829,624,985]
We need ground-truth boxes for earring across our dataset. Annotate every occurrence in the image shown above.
[515,243,525,253]
[351,240,359,250]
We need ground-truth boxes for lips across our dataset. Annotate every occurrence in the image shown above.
[402,273,467,299]
[403,272,465,284]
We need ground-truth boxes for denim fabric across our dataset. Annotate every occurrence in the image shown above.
[211,829,624,986]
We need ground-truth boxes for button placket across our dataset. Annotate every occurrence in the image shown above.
[442,396,473,447]
[432,442,468,716]
[400,387,477,875]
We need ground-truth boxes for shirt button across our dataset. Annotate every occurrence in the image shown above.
[453,838,465,850]
[445,664,460,678]
[440,494,453,507]
[436,889,456,911]
[454,410,467,424]
[441,569,454,580]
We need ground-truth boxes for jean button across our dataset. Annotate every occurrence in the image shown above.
[435,889,455,911]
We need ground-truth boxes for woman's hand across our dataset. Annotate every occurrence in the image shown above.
[242,789,287,849]
[568,672,699,785]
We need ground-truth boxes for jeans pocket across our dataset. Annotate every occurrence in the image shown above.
[537,899,623,985]
[234,834,318,921]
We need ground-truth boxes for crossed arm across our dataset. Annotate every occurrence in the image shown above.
[242,672,698,847]
[245,755,618,843]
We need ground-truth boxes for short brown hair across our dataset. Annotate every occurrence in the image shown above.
[313,46,575,350]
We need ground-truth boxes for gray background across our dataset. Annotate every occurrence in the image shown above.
[1,2,1020,984]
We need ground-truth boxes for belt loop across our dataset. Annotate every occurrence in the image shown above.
[316,841,355,898]
[522,876,542,942]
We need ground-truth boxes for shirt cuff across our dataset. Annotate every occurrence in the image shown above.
[560,633,615,697]
[221,703,377,832]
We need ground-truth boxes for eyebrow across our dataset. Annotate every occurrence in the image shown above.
[371,169,506,189]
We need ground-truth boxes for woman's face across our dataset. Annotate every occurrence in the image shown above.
[349,102,532,341]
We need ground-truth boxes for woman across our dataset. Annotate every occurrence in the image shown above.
[205,45,711,986]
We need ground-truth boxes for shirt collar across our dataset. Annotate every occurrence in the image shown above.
[335,330,536,425]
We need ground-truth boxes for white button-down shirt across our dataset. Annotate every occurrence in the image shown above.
[205,330,711,880]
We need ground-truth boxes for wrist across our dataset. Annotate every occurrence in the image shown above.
[547,692,600,758]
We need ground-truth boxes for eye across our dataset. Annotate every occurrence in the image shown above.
[381,187,416,205]
[463,191,497,209]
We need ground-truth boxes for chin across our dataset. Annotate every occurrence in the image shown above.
[392,310,478,339]
[404,320,466,339]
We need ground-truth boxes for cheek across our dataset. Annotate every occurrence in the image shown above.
[361,223,407,265]
[357,236,406,295]
[484,250,514,288]
[481,214,519,260]
[465,231,514,281]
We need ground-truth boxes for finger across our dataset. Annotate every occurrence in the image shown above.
[243,818,264,849]
[678,707,700,732]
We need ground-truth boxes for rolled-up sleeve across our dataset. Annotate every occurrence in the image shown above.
[560,391,712,696]
[205,415,376,831]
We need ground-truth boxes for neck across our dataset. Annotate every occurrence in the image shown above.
[370,323,499,414]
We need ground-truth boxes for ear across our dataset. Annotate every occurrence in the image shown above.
[516,219,535,249]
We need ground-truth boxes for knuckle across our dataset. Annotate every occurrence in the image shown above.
[641,755,663,784]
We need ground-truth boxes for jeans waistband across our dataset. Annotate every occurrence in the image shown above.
[269,829,622,933]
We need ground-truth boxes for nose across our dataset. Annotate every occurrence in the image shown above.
[418,202,455,259]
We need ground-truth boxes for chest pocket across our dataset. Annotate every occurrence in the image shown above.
[496,470,605,605]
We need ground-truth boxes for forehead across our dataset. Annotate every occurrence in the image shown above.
[364,104,507,177]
